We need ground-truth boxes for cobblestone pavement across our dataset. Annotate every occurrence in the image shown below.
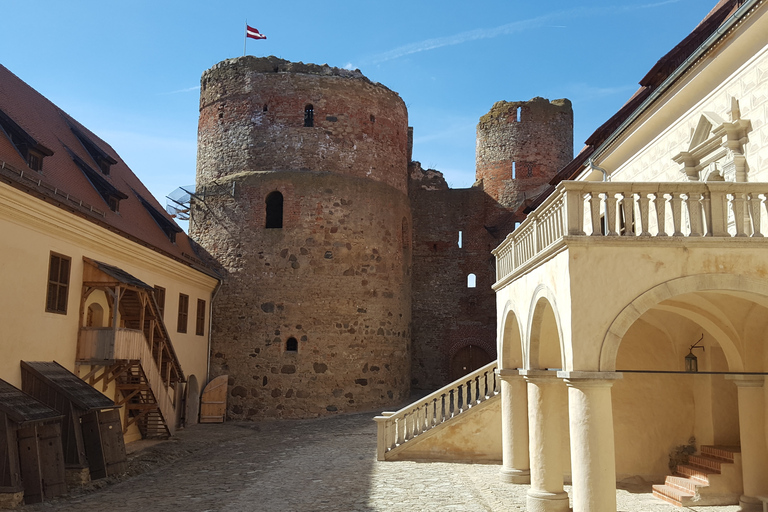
[28,412,741,512]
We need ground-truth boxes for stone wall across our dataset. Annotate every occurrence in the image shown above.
[192,57,411,419]
[475,97,573,225]
[409,164,497,389]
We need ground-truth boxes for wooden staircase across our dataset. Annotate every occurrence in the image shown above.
[652,445,742,507]
[77,258,184,439]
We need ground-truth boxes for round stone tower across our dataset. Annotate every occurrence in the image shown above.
[476,97,573,215]
[190,56,412,419]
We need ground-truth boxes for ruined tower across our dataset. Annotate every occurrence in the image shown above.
[190,56,412,419]
[476,97,573,233]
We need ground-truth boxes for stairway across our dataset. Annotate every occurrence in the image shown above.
[115,362,171,438]
[375,361,499,461]
[652,445,742,507]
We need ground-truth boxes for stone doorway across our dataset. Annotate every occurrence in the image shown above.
[450,345,493,381]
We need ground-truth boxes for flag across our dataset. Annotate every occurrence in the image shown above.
[246,25,266,40]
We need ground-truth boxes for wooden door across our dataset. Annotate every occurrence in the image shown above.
[185,375,200,426]
[81,409,126,479]
[36,423,66,500]
[450,345,493,381]
[199,375,227,424]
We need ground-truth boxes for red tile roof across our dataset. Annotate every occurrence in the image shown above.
[0,64,216,278]
[537,0,750,201]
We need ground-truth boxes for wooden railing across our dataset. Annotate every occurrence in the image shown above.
[494,181,768,284]
[374,361,499,461]
[77,328,144,361]
[77,327,176,435]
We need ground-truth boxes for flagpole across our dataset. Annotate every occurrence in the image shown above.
[243,20,247,56]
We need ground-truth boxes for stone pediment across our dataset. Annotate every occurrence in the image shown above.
[672,98,751,182]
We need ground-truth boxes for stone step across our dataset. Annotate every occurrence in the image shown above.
[676,464,713,484]
[665,475,705,494]
[700,445,740,462]
[653,484,694,507]
[688,454,726,473]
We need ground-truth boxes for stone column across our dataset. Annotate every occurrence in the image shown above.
[498,369,530,484]
[726,375,768,511]
[521,370,569,512]
[559,371,622,512]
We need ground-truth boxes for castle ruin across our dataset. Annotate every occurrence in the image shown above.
[190,56,572,419]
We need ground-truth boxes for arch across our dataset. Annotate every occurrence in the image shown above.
[265,191,283,229]
[286,337,298,352]
[86,303,104,327]
[185,375,200,426]
[499,302,524,369]
[526,285,565,370]
[450,344,493,380]
[599,274,768,371]
[304,104,314,127]
[467,273,476,288]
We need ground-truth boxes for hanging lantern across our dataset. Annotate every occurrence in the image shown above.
[685,334,705,373]
[685,349,698,373]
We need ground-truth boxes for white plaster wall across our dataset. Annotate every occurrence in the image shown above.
[601,9,768,183]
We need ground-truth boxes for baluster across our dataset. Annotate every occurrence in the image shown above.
[427,398,435,428]
[636,191,651,236]
[483,372,489,399]
[655,193,668,236]
[605,192,618,236]
[386,419,395,450]
[622,192,635,236]
[449,389,455,417]
[670,192,684,236]
[440,393,446,423]
[732,192,748,237]
[395,417,404,445]
[588,192,603,236]
[750,193,765,237]
[688,192,704,237]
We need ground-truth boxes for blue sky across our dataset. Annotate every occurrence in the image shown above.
[1,1,715,212]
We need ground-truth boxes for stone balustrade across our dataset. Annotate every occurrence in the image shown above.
[374,361,499,460]
[493,181,768,284]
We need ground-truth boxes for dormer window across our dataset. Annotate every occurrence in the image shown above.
[134,189,183,242]
[0,109,53,171]
[70,151,127,212]
[70,126,117,175]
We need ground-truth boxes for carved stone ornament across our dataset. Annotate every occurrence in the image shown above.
[672,97,751,182]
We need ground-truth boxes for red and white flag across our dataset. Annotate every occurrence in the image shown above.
[246,25,266,40]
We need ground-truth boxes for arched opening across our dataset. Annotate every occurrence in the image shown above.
[450,344,493,380]
[604,278,768,492]
[286,337,298,352]
[304,104,314,127]
[500,309,524,369]
[184,375,200,426]
[467,273,476,288]
[86,303,104,327]
[528,296,563,370]
[265,191,283,229]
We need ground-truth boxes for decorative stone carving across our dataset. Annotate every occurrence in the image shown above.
[673,98,751,182]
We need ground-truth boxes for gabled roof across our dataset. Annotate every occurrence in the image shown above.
[540,0,752,197]
[0,64,215,277]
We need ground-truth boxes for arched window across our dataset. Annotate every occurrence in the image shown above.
[286,337,298,352]
[467,273,477,288]
[86,303,104,327]
[265,191,283,229]
[304,104,314,127]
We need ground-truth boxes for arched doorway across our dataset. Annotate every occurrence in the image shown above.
[450,344,493,380]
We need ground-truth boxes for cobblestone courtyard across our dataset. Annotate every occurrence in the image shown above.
[27,412,740,512]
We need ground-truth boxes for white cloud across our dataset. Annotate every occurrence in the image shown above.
[160,86,201,95]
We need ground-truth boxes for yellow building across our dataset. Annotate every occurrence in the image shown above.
[0,64,220,443]
[377,1,768,511]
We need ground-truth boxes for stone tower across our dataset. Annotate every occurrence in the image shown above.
[476,97,573,230]
[190,56,412,419]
